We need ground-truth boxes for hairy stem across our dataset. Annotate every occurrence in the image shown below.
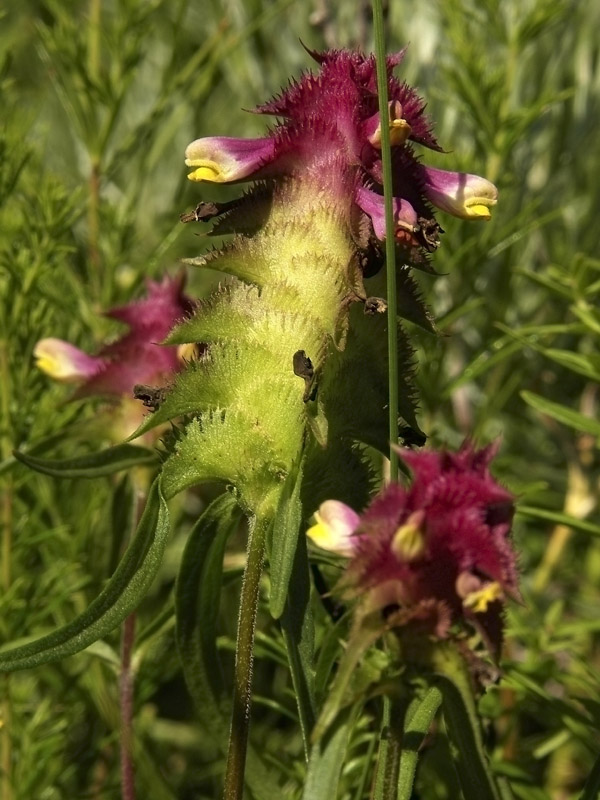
[372,0,399,481]
[120,612,137,800]
[119,485,146,800]
[223,515,268,800]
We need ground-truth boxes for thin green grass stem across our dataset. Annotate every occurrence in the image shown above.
[372,0,399,481]
[223,515,268,800]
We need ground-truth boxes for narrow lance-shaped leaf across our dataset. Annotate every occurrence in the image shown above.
[269,458,305,619]
[14,442,158,478]
[580,750,600,800]
[0,478,169,671]
[437,674,501,800]
[176,492,242,723]
[397,685,443,800]
[521,390,600,437]
[279,531,316,757]
[302,707,355,800]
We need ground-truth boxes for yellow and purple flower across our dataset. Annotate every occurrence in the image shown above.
[35,275,194,437]
[308,442,517,658]
[184,47,497,267]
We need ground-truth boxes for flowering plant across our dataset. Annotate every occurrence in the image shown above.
[2,36,516,800]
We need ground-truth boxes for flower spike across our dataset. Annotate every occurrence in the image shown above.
[308,442,517,659]
[185,48,497,265]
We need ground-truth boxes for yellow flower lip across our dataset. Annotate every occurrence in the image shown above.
[463,201,494,220]
[306,500,360,556]
[34,338,99,383]
[184,160,226,183]
[184,135,277,184]
[463,581,503,613]
[368,100,412,149]
[422,166,498,221]
[391,510,426,561]
[389,117,412,147]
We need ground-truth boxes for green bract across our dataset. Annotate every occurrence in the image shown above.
[136,176,418,517]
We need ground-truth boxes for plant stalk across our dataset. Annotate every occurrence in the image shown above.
[87,0,102,299]
[372,0,399,481]
[119,484,146,800]
[0,340,13,800]
[120,612,137,800]
[223,515,268,800]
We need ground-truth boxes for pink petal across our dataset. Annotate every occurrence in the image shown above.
[355,185,418,241]
[185,136,277,183]
[34,338,102,383]
[421,166,498,220]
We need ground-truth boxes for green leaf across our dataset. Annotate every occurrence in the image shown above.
[372,694,404,800]
[269,459,305,619]
[279,531,316,757]
[314,612,350,704]
[176,492,242,726]
[437,674,501,800]
[580,750,600,800]
[543,348,600,382]
[13,442,157,478]
[517,505,600,537]
[520,391,600,437]
[397,686,443,800]
[302,707,355,800]
[312,622,381,743]
[0,478,169,671]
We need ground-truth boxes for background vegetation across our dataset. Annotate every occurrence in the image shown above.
[1,0,599,797]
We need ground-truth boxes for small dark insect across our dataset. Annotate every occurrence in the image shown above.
[293,349,317,402]
[133,384,166,411]
[364,296,387,315]
[179,202,220,224]
[398,424,427,448]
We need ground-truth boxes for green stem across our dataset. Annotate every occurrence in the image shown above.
[0,340,13,800]
[120,612,136,800]
[87,0,101,82]
[223,515,268,800]
[87,0,102,299]
[372,0,399,481]
[119,487,146,800]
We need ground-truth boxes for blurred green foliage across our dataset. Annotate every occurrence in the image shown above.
[0,0,599,797]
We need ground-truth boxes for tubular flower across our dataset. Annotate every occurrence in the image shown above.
[306,500,361,556]
[34,338,102,384]
[185,136,277,183]
[308,442,517,658]
[35,274,193,437]
[421,166,498,220]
